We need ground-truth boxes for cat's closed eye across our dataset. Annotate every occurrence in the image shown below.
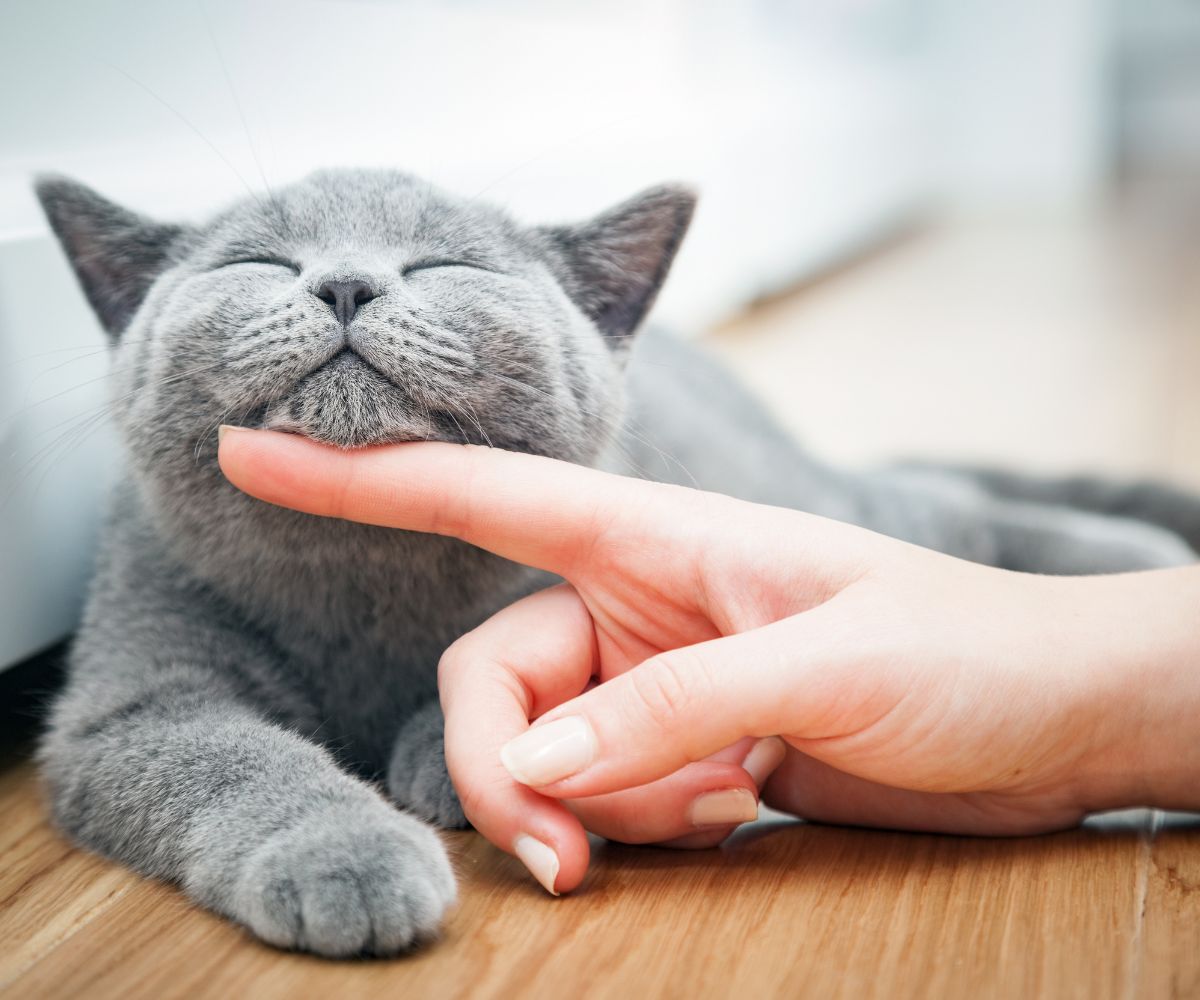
[402,258,496,276]
[220,257,301,274]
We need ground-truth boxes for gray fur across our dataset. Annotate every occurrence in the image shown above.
[911,464,1200,556]
[34,169,1198,957]
[388,699,469,829]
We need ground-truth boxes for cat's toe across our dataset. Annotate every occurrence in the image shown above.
[234,802,456,957]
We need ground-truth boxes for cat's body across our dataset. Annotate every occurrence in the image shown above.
[34,169,1198,957]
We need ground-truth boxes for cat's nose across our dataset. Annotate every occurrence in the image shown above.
[314,279,378,326]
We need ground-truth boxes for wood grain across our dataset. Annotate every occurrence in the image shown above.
[3,754,1193,1000]
[1138,815,1200,998]
[0,760,132,986]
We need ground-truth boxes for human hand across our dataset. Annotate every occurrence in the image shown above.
[218,429,1200,894]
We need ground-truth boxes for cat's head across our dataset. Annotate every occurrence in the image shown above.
[35,169,694,478]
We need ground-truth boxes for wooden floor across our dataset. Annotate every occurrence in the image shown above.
[2,749,1198,999]
[5,199,1200,998]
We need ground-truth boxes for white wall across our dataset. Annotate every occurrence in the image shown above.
[0,238,117,668]
[0,0,931,325]
[927,0,1113,208]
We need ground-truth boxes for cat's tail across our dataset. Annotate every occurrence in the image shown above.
[905,462,1200,555]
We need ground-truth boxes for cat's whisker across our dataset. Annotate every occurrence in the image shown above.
[493,351,700,486]
[5,394,116,455]
[409,341,473,367]
[26,405,120,504]
[404,363,471,444]
[439,407,471,448]
[30,345,121,378]
[100,59,264,210]
[0,342,113,373]
[452,395,494,449]
[468,114,628,202]
[196,0,276,206]
[403,345,643,465]
[2,401,118,508]
[474,368,655,482]
[5,355,234,497]
[195,403,235,464]
[6,350,221,428]
[476,366,698,488]
[398,366,438,438]
[8,365,135,421]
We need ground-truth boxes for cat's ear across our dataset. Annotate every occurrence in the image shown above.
[34,175,187,340]
[536,184,696,345]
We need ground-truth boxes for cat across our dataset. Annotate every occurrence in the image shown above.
[33,169,1198,958]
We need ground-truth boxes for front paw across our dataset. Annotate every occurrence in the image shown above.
[389,707,469,830]
[232,803,456,957]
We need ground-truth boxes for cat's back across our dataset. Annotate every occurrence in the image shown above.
[618,330,855,519]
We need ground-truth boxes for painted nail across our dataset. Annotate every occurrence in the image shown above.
[689,787,759,828]
[513,834,560,896]
[500,716,597,787]
[742,736,787,786]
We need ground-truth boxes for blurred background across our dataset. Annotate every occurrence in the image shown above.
[1,0,1199,672]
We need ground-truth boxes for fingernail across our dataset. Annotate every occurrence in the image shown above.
[500,716,597,787]
[689,787,759,828]
[742,736,787,786]
[513,834,560,896]
[217,424,240,442]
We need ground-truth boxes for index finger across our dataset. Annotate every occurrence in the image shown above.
[217,427,691,577]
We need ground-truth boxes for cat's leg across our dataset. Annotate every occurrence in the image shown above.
[388,699,468,829]
[41,662,455,957]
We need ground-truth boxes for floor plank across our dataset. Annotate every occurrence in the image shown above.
[0,760,133,986]
[0,755,1163,1000]
[1137,815,1200,998]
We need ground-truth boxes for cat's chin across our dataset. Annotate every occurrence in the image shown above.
[258,351,465,449]
[258,412,462,450]
[260,422,437,450]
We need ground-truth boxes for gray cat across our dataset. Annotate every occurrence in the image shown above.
[33,169,1198,958]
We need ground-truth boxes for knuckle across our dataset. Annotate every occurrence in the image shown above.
[429,491,466,541]
[454,778,487,824]
[626,648,711,734]
[436,640,469,689]
[453,762,515,830]
[429,444,484,540]
[325,454,358,520]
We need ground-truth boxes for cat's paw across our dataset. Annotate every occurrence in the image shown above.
[232,802,456,957]
[388,704,469,830]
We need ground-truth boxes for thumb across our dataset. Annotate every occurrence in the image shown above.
[497,609,840,799]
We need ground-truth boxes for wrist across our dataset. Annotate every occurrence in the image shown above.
[1062,567,1200,814]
